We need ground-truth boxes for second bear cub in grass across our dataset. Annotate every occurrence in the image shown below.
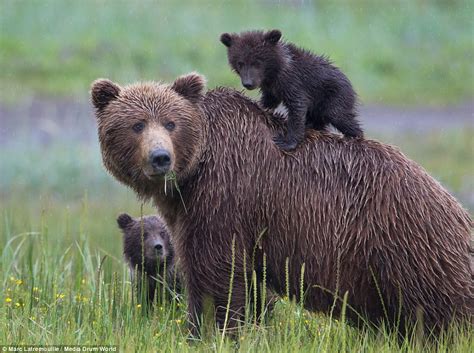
[117,213,180,306]
[220,29,363,150]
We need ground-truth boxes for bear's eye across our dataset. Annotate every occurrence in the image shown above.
[132,122,145,133]
[237,62,244,69]
[164,121,175,131]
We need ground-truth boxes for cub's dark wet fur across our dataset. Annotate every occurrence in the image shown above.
[117,213,180,306]
[220,29,363,150]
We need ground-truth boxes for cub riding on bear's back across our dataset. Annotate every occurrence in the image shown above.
[220,29,363,150]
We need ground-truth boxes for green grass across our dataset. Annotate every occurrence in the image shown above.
[1,129,473,351]
[1,0,473,105]
[1,204,473,352]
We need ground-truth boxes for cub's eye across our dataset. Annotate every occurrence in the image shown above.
[139,232,149,239]
[164,121,175,131]
[237,62,244,69]
[132,122,145,133]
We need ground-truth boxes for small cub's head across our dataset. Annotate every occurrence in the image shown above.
[91,73,206,198]
[220,29,282,90]
[117,213,173,274]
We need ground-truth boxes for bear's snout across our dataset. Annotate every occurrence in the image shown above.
[241,78,256,90]
[154,243,163,255]
[149,149,172,175]
[240,67,260,90]
[242,82,256,90]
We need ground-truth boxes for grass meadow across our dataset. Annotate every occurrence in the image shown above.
[1,0,473,352]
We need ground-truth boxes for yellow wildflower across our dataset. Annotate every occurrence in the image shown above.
[5,297,12,303]
[136,304,142,309]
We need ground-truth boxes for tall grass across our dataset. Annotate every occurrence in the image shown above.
[1,206,473,352]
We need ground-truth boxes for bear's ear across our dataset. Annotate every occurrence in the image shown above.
[91,79,121,111]
[117,213,133,229]
[220,33,233,47]
[171,72,206,103]
[264,29,282,45]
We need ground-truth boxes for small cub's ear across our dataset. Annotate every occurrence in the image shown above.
[264,29,282,44]
[117,213,134,229]
[91,79,121,111]
[220,33,233,47]
[171,72,206,103]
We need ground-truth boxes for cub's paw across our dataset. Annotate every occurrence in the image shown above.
[273,133,298,151]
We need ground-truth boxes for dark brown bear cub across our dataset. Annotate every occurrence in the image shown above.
[220,29,363,150]
[117,213,180,306]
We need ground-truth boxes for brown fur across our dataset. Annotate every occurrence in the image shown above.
[93,74,473,335]
[117,213,180,305]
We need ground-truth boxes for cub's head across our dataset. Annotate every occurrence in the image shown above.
[91,73,206,198]
[220,29,282,90]
[117,213,173,274]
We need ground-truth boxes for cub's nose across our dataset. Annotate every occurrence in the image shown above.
[149,149,171,173]
[242,81,256,90]
[155,244,163,254]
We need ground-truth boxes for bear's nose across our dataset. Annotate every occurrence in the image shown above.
[155,244,163,253]
[149,149,171,173]
[242,81,256,90]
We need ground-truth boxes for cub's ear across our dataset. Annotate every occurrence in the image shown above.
[91,79,121,111]
[220,33,233,47]
[117,213,134,230]
[264,29,282,45]
[171,72,206,103]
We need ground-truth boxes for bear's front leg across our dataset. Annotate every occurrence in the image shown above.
[213,273,248,334]
[186,282,204,338]
[259,90,280,110]
[273,97,308,151]
[186,264,248,336]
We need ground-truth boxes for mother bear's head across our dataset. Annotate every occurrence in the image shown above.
[91,73,206,198]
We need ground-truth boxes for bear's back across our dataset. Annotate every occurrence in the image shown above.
[196,87,471,246]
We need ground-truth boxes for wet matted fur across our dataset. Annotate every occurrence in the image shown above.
[92,74,473,335]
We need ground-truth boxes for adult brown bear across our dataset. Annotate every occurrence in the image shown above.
[91,73,473,335]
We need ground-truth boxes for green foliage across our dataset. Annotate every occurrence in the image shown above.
[1,0,473,105]
[1,200,473,351]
